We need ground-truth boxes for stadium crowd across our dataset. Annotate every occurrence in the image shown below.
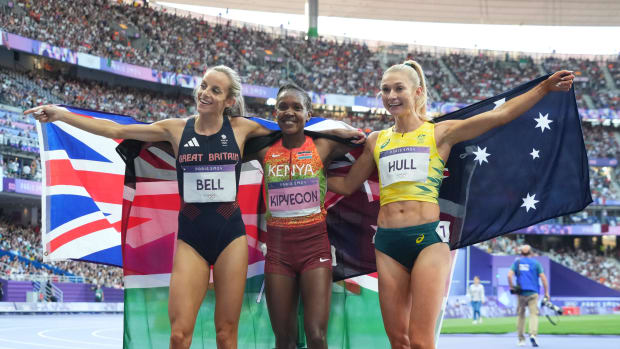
[1,0,619,107]
[1,66,619,200]
[0,68,195,122]
[0,219,123,288]
[476,236,620,291]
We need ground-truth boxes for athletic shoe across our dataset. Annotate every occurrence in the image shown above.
[530,336,539,347]
[472,320,477,324]
[479,318,483,324]
[517,339,526,346]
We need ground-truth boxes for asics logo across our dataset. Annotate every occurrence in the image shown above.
[380,138,390,149]
[319,258,330,263]
[184,137,199,147]
[416,234,425,244]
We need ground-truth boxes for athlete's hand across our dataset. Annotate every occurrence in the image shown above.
[24,105,63,123]
[544,70,574,92]
[335,128,366,144]
[351,129,367,144]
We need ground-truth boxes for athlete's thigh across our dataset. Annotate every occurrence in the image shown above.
[299,267,332,328]
[265,272,299,333]
[375,249,412,335]
[409,243,451,341]
[213,235,249,326]
[169,240,211,328]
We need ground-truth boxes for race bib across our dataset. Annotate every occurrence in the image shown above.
[183,164,236,203]
[379,146,430,187]
[436,220,450,243]
[268,178,321,217]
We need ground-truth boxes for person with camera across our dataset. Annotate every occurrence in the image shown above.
[507,244,549,347]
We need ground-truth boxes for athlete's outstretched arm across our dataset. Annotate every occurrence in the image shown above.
[327,132,378,196]
[437,70,574,147]
[25,104,179,143]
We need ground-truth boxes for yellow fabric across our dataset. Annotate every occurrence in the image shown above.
[373,122,445,206]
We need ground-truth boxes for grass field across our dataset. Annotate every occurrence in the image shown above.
[441,315,620,335]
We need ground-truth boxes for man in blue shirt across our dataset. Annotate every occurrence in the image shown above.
[507,245,549,347]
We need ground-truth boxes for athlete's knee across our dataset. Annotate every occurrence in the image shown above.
[410,335,434,349]
[385,330,410,349]
[305,325,327,348]
[169,327,193,349]
[215,320,237,347]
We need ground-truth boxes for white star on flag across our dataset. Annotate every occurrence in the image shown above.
[521,193,539,212]
[530,148,540,159]
[473,146,490,165]
[534,113,553,133]
[493,98,506,110]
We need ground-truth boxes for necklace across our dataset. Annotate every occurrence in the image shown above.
[392,126,407,137]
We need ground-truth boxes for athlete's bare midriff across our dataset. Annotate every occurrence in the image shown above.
[377,200,440,228]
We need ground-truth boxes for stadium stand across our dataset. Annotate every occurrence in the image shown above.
[0,219,124,289]
[1,0,619,106]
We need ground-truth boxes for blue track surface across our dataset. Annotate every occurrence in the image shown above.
[0,314,618,348]
[439,333,620,349]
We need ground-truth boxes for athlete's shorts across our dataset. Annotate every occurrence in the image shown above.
[374,221,446,270]
[265,221,332,278]
[177,201,246,265]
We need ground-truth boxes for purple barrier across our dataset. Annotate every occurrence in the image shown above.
[2,280,34,302]
[55,283,123,302]
[550,261,620,297]
[2,178,41,196]
[445,295,620,318]
[514,224,620,236]
[589,158,618,167]
[0,279,123,302]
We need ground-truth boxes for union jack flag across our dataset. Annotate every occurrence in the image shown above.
[37,107,142,266]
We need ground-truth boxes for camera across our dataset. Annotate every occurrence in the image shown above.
[509,286,522,295]
[541,296,563,315]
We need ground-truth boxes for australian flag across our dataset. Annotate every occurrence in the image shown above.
[437,75,592,249]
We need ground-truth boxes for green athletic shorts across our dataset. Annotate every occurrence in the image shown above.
[374,221,446,270]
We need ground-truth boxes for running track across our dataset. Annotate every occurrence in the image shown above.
[0,314,618,349]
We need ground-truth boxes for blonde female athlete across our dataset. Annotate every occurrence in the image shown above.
[27,66,274,349]
[327,61,573,349]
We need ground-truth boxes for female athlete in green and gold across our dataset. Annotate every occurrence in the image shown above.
[328,60,573,349]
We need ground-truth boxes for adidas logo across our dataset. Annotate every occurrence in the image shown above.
[184,137,199,147]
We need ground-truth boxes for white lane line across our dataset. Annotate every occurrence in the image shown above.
[91,328,122,341]
[0,336,89,349]
[0,326,81,348]
[37,328,120,347]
